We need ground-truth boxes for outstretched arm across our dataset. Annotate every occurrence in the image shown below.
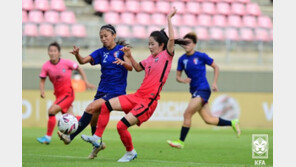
[210,62,219,92]
[70,45,92,64]
[167,7,177,55]
[76,66,96,89]
[120,47,143,72]
[112,53,133,71]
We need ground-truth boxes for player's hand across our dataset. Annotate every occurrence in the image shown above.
[120,46,132,58]
[168,7,177,19]
[183,78,191,84]
[40,91,45,99]
[85,82,96,90]
[70,46,80,56]
[113,58,125,65]
[212,83,219,92]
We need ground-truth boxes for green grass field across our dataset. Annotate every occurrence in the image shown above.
[23,127,273,167]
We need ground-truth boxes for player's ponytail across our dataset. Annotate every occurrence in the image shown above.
[100,24,131,47]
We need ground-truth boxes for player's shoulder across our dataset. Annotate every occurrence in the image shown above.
[194,51,209,58]
[42,60,51,68]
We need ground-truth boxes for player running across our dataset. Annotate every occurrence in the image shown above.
[37,42,95,144]
[57,24,133,148]
[167,32,241,149]
[80,7,189,162]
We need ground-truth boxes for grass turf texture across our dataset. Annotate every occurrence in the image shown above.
[23,127,273,167]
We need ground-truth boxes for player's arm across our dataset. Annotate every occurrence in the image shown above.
[113,52,133,71]
[210,62,219,92]
[76,66,96,89]
[120,46,143,72]
[70,45,92,64]
[176,70,191,84]
[166,7,177,56]
[39,78,46,98]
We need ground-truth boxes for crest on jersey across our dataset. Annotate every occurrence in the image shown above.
[193,58,199,64]
[154,57,159,62]
[183,59,188,69]
[114,51,120,58]
[62,68,66,73]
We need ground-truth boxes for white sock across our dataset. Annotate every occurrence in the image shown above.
[45,135,51,140]
[92,134,101,141]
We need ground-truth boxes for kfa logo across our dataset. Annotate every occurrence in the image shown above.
[252,134,268,166]
[154,57,159,62]
[114,51,120,58]
[193,58,198,64]
[62,68,66,73]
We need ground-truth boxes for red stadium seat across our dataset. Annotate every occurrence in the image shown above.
[50,0,66,12]
[151,13,166,26]
[171,14,182,26]
[231,3,246,16]
[140,1,155,14]
[60,11,76,24]
[182,14,197,26]
[179,26,193,38]
[239,28,255,41]
[22,11,28,23]
[216,2,231,16]
[28,10,44,23]
[257,16,273,29]
[201,2,216,15]
[255,28,270,42]
[126,0,140,13]
[104,12,120,25]
[55,24,71,37]
[197,14,212,27]
[35,0,49,11]
[147,26,161,35]
[213,15,227,27]
[156,1,170,14]
[71,24,87,38]
[93,0,109,13]
[39,23,55,37]
[242,15,257,28]
[23,23,38,37]
[116,25,131,38]
[210,27,224,41]
[110,0,125,13]
[44,10,60,24]
[22,0,34,11]
[246,3,261,16]
[228,15,243,28]
[171,1,185,14]
[136,13,151,25]
[195,27,209,41]
[225,28,239,41]
[186,1,201,15]
[132,25,147,39]
[121,13,135,25]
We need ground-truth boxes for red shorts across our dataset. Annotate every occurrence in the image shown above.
[54,90,74,113]
[118,93,158,126]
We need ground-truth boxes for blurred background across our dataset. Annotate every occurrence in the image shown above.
[22,0,273,129]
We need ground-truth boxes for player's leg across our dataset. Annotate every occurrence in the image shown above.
[90,111,99,135]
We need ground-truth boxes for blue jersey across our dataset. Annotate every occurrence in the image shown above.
[177,51,213,93]
[90,44,127,94]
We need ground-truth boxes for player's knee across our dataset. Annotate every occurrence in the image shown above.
[117,117,130,131]
[183,112,192,119]
[85,104,95,114]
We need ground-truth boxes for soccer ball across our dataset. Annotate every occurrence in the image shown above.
[57,114,78,135]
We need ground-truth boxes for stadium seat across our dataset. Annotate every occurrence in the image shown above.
[245,3,261,16]
[171,14,182,26]
[44,10,60,24]
[257,16,273,29]
[121,12,135,25]
[60,11,76,24]
[210,27,224,41]
[93,0,109,13]
[132,25,147,39]
[225,28,239,41]
[201,2,216,15]
[147,26,161,35]
[55,24,71,37]
[183,14,197,26]
[186,1,201,15]
[195,27,209,41]
[110,0,125,13]
[228,15,243,28]
[136,13,151,25]
[104,12,120,25]
[22,0,34,11]
[28,10,44,23]
[164,26,179,38]
[213,15,227,27]
[71,24,87,38]
[34,0,49,11]
[22,10,28,23]
[156,1,170,14]
[115,25,131,38]
[231,3,246,16]
[242,15,257,28]
[255,28,270,42]
[171,1,185,14]
[23,23,38,37]
[179,26,193,38]
[151,13,166,26]
[126,0,140,13]
[140,1,155,14]
[50,0,66,12]
[216,2,231,16]
[239,28,255,41]
[39,23,55,37]
[197,14,212,27]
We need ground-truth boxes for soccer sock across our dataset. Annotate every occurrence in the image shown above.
[94,101,112,137]
[46,115,56,137]
[75,115,81,121]
[217,117,232,126]
[91,126,96,135]
[117,118,134,152]
[179,126,190,142]
[70,112,92,140]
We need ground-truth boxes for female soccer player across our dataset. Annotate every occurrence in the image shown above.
[167,32,241,149]
[80,8,189,162]
[57,24,133,147]
[37,42,95,144]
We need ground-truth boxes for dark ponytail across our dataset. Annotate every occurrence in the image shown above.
[100,24,131,47]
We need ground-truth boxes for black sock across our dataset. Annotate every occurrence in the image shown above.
[91,126,96,135]
[217,117,232,126]
[179,126,190,142]
[70,112,92,140]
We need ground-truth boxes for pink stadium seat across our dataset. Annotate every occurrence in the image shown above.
[121,13,135,25]
[171,14,182,26]
[147,26,161,35]
[22,11,28,23]
[132,25,147,39]
[60,11,76,24]
[257,16,273,29]
[225,28,239,41]
[136,13,151,25]
[35,0,49,11]
[126,0,140,13]
[231,3,246,16]
[110,0,125,13]
[195,27,209,41]
[44,10,60,24]
[104,12,120,25]
[179,26,193,38]
[23,23,38,37]
[255,28,270,42]
[39,23,55,37]
[23,0,34,11]
[213,15,227,27]
[156,1,170,14]
[242,15,257,28]
[210,27,224,41]
[55,24,71,37]
[164,27,179,38]
[171,1,185,14]
[71,24,87,38]
[197,14,212,27]
[216,2,231,15]
[151,13,166,26]
[186,1,201,15]
[228,15,243,28]
[116,25,131,38]
[201,2,216,15]
[140,1,155,14]
[237,0,250,4]
[50,0,66,12]
[93,0,109,13]
[246,3,261,16]
[183,14,197,26]
[28,10,44,23]
[240,28,255,41]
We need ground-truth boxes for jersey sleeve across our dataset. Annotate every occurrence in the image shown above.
[67,60,79,70]
[177,57,184,71]
[202,53,214,65]
[39,64,48,79]
[89,49,101,65]
[139,57,149,70]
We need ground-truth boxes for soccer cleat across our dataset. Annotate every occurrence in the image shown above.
[88,142,106,159]
[81,135,101,147]
[57,131,71,145]
[167,139,184,149]
[117,149,137,162]
[37,136,51,145]
[231,119,241,137]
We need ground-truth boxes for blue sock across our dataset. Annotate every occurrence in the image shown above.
[217,117,231,126]
[70,112,92,140]
[179,126,190,142]
[91,126,96,135]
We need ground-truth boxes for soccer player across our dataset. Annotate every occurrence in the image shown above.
[37,42,95,144]
[80,7,189,162]
[57,24,133,148]
[166,32,241,149]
